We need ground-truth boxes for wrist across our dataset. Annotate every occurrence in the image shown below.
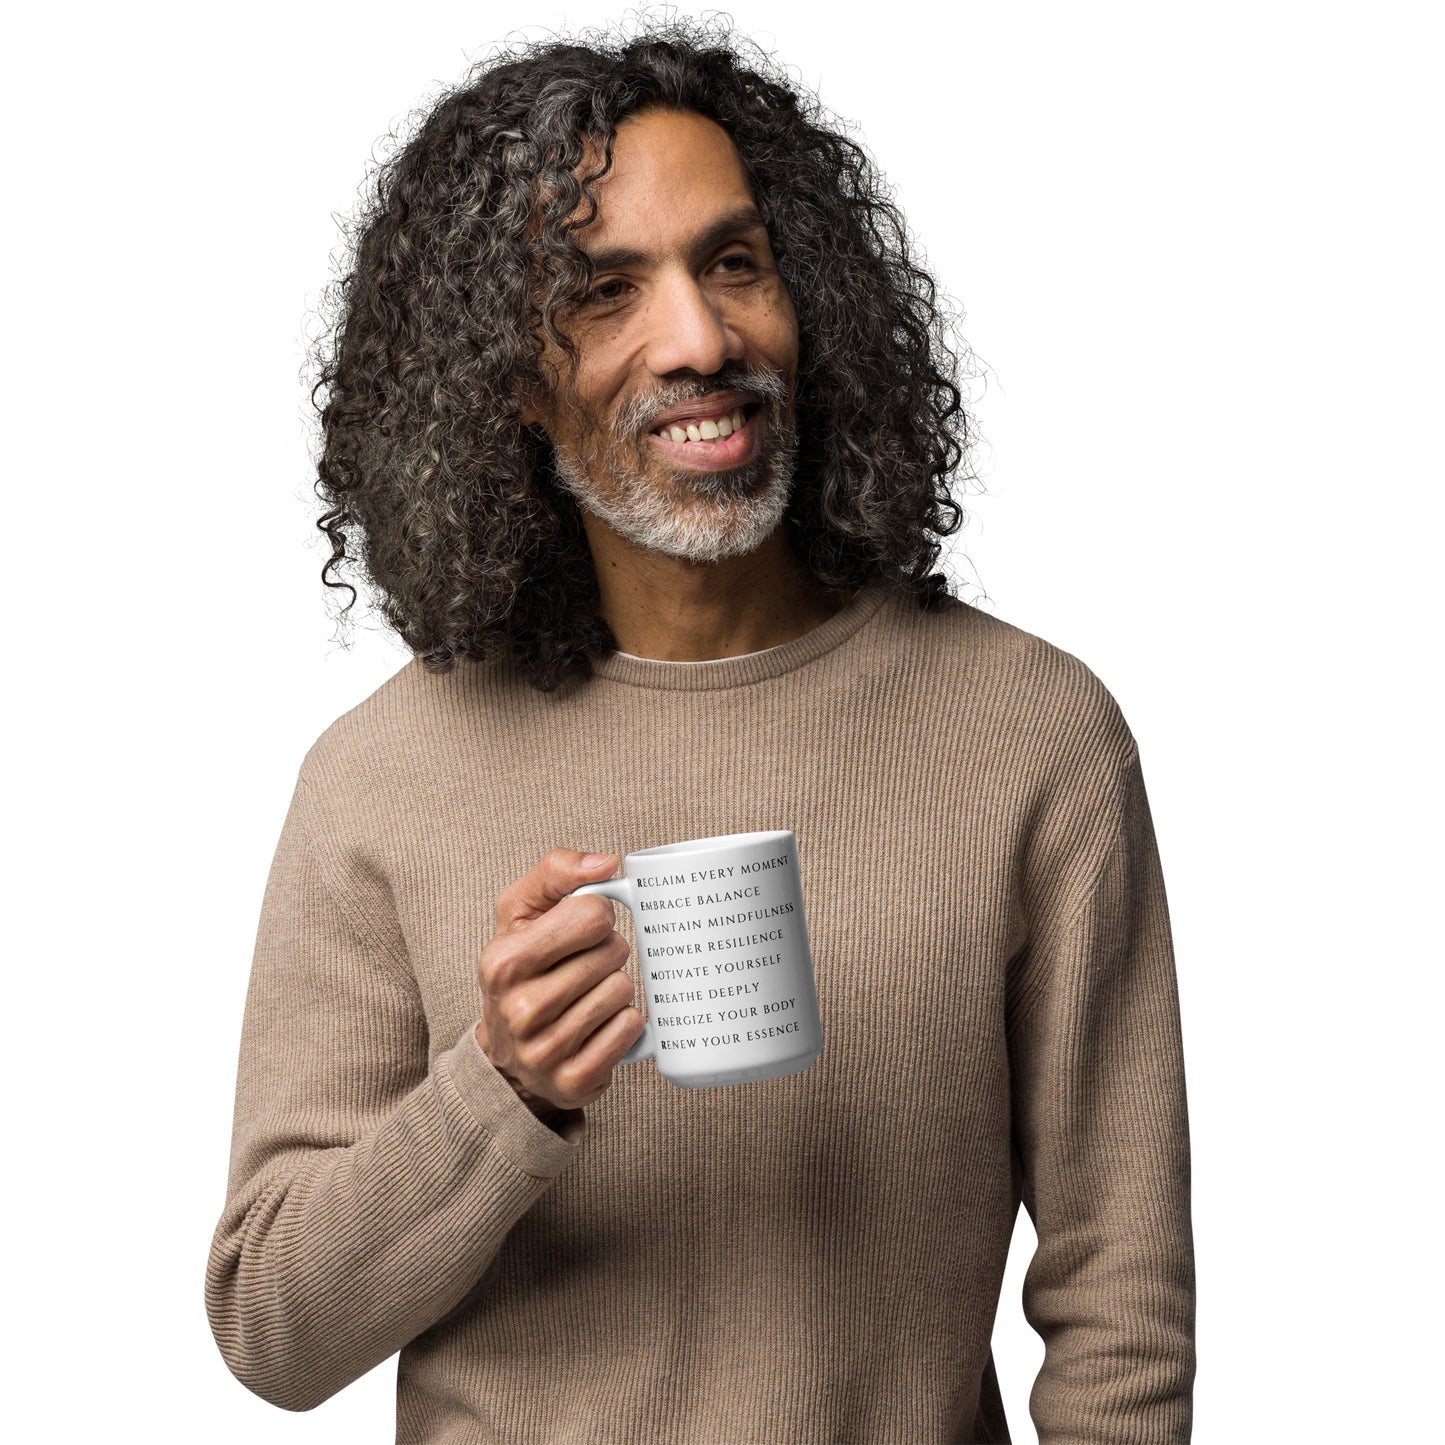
[474,1025,565,1122]
[502,1069,561,1121]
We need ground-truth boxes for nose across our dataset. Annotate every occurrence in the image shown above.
[642,270,746,379]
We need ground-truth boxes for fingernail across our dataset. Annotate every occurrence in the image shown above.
[581,853,614,868]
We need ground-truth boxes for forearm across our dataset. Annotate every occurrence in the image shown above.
[1011,747,1196,1441]
[1015,1076,1195,1441]
[207,1024,581,1412]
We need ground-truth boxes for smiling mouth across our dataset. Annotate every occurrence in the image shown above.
[644,402,766,474]
[650,402,761,445]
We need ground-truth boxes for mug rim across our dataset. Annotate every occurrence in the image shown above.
[631,829,793,860]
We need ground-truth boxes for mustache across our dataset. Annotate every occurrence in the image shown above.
[614,366,790,439]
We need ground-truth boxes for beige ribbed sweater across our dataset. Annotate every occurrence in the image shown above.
[205,584,1194,1443]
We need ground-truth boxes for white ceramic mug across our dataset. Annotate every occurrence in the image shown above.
[569,829,823,1088]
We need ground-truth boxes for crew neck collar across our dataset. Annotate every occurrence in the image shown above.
[590,584,890,692]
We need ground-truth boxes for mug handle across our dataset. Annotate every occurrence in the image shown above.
[570,877,654,1066]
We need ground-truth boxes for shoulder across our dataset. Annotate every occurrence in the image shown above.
[893,597,1152,902]
[291,653,516,823]
[874,589,1138,771]
[298,656,427,781]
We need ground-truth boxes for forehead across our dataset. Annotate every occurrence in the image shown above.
[573,108,760,256]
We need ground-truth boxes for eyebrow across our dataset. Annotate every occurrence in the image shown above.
[579,206,769,272]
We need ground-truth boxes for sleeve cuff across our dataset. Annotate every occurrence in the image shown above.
[444,1022,588,1177]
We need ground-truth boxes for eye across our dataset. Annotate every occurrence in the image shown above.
[716,252,758,276]
[585,278,632,306]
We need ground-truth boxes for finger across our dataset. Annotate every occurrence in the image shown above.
[552,998,648,1101]
[508,966,632,1081]
[495,847,617,932]
[508,930,632,1038]
[485,893,621,996]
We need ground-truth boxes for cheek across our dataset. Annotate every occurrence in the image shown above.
[755,286,799,370]
[575,350,637,435]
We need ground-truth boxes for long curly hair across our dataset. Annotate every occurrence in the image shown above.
[308,12,980,691]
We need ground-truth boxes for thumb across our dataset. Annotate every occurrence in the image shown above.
[495,847,617,930]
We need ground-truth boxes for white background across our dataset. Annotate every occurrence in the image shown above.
[6,2,1439,1439]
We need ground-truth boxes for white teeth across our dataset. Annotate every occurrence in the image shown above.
[655,406,751,442]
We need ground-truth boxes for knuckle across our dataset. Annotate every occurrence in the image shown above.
[511,1033,548,1076]
[583,896,614,933]
[480,940,518,992]
[516,990,550,1038]
[476,946,503,992]
[553,1057,586,1102]
[499,990,538,1038]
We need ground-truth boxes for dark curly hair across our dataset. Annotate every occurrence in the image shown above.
[307,11,981,691]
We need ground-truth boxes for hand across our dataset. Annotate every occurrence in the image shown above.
[474,849,646,1118]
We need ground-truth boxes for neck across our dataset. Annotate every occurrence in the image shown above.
[583,520,854,661]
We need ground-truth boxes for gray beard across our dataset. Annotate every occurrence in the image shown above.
[553,415,799,565]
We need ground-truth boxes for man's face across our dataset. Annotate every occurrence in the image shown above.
[523,107,801,564]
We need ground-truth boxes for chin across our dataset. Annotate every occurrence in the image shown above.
[628,488,790,564]
[556,430,795,564]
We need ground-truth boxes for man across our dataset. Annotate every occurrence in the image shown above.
[206,19,1195,1443]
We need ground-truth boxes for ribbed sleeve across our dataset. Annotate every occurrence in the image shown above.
[204,773,587,1412]
[1008,747,1195,1441]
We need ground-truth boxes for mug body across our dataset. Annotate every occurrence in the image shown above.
[625,830,823,1088]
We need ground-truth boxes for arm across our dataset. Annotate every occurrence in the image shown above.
[1008,747,1196,1442]
[204,772,586,1412]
